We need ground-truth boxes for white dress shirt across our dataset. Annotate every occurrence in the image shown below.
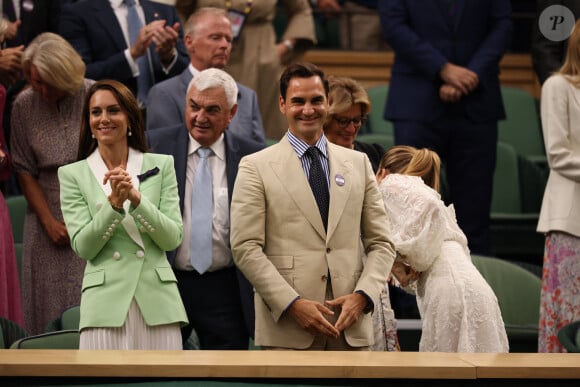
[175,133,232,272]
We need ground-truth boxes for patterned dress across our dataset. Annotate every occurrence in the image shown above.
[10,79,93,334]
[538,232,580,352]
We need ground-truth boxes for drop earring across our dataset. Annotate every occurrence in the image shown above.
[91,133,95,139]
[128,128,132,137]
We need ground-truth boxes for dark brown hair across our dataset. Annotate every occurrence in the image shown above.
[279,62,329,101]
[77,80,147,160]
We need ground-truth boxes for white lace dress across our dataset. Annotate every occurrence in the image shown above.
[380,174,509,352]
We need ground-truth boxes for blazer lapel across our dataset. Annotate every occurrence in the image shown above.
[326,143,352,241]
[94,0,127,52]
[271,138,326,240]
[433,0,454,31]
[86,148,145,249]
[224,132,241,202]
[452,0,465,32]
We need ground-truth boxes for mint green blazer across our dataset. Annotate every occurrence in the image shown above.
[58,150,188,330]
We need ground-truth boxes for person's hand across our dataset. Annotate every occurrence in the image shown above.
[287,298,340,338]
[104,166,133,207]
[129,19,167,59]
[439,84,463,103]
[325,293,366,332]
[316,0,341,12]
[376,168,388,185]
[439,63,479,95]
[276,38,296,61]
[391,261,420,287]
[151,21,180,64]
[0,45,24,87]
[4,19,21,41]
[42,217,70,246]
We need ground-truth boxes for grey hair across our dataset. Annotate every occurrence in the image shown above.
[187,68,238,109]
[183,7,229,37]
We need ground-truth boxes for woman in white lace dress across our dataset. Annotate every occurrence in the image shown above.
[377,145,509,352]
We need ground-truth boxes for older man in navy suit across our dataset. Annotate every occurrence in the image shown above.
[59,0,188,106]
[146,7,265,146]
[147,68,263,349]
[379,0,513,255]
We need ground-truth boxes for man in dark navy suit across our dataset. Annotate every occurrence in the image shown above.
[379,0,513,255]
[59,0,188,106]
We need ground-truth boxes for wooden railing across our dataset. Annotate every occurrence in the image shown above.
[0,350,579,385]
[303,51,541,98]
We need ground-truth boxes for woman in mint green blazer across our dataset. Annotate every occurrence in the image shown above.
[58,80,188,350]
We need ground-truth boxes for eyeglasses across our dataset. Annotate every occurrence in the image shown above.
[333,116,366,128]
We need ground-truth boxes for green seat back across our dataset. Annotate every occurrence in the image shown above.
[471,255,541,328]
[366,84,394,136]
[61,306,80,330]
[6,195,27,244]
[0,317,27,349]
[492,141,521,214]
[498,86,546,163]
[10,330,80,349]
[557,320,580,353]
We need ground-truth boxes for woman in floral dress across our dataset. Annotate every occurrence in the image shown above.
[10,33,93,334]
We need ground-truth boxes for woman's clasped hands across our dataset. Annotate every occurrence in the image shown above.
[104,166,141,210]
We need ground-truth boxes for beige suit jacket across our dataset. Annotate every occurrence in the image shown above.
[537,74,580,237]
[231,136,395,348]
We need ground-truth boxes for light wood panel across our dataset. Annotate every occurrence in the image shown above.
[0,350,474,379]
[303,51,541,98]
[2,350,580,380]
[459,353,580,379]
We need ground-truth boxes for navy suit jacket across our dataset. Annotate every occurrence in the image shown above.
[147,125,264,338]
[379,0,512,123]
[146,68,266,146]
[59,0,188,97]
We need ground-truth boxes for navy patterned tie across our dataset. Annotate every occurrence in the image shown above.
[306,146,329,231]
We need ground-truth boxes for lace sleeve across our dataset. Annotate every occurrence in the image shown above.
[380,174,446,272]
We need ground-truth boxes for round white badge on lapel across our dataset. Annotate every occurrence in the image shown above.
[335,174,345,186]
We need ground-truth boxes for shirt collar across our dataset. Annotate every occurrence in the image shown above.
[188,132,226,161]
[287,131,328,159]
[110,0,141,8]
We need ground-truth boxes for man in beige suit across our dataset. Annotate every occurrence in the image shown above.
[230,62,396,350]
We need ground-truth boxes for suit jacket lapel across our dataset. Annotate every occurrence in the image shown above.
[452,0,465,32]
[271,137,326,240]
[141,0,157,23]
[326,143,352,241]
[224,132,241,203]
[434,0,454,31]
[94,0,127,52]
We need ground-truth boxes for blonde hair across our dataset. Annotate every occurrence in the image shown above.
[22,32,86,95]
[378,145,441,192]
[559,19,580,87]
[325,76,371,126]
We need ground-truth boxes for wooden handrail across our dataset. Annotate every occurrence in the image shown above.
[0,350,579,379]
